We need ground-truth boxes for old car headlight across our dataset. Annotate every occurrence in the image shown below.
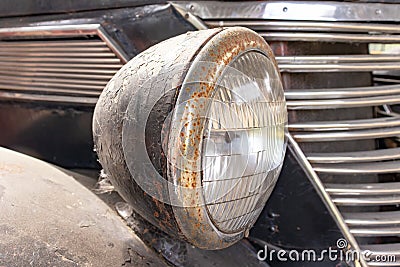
[93,27,287,249]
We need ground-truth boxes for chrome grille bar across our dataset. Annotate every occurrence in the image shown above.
[307,148,400,163]
[261,32,400,43]
[293,127,400,142]
[313,161,400,174]
[172,2,400,265]
[327,183,400,195]
[0,25,127,105]
[287,95,400,110]
[344,211,400,226]
[290,117,400,131]
[206,20,400,33]
[285,85,400,100]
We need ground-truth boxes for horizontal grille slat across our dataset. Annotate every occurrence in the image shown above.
[0,40,108,47]
[279,62,400,73]
[285,85,400,100]
[0,56,121,63]
[344,211,400,226]
[308,148,400,163]
[261,32,400,43]
[351,227,400,237]
[332,196,400,206]
[293,126,400,142]
[290,117,400,131]
[0,26,125,105]
[314,161,400,174]
[277,55,400,64]
[0,74,109,86]
[0,65,119,74]
[326,182,400,195]
[0,61,123,69]
[0,46,112,52]
[0,52,116,57]
[287,95,400,110]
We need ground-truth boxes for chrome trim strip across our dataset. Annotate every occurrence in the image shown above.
[351,227,400,237]
[314,161,400,174]
[0,70,113,80]
[277,55,400,64]
[0,65,118,74]
[285,85,400,100]
[0,24,129,63]
[332,196,400,206]
[374,77,400,84]
[287,95,400,110]
[172,1,400,22]
[286,133,367,267]
[261,32,400,43]
[0,52,116,57]
[0,62,123,69]
[326,183,400,195]
[289,117,400,132]
[0,56,121,64]
[344,211,400,226]
[205,20,400,33]
[0,40,107,47]
[293,126,400,142]
[307,148,400,164]
[279,62,400,73]
[0,46,112,52]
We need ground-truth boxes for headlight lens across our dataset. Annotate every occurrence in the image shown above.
[202,51,287,233]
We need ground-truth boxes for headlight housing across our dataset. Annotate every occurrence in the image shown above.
[93,27,287,249]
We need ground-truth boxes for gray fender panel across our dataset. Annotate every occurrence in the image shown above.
[0,147,167,267]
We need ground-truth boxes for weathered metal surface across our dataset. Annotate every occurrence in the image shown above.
[0,103,98,168]
[0,147,167,267]
[93,28,222,240]
[114,202,270,267]
[0,0,166,18]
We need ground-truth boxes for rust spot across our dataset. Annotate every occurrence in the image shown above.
[154,212,159,218]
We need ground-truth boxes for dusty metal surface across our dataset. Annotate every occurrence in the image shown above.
[71,169,271,267]
[113,201,270,267]
[0,147,167,267]
[93,28,222,238]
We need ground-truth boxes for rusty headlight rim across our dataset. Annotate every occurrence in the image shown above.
[167,27,283,249]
